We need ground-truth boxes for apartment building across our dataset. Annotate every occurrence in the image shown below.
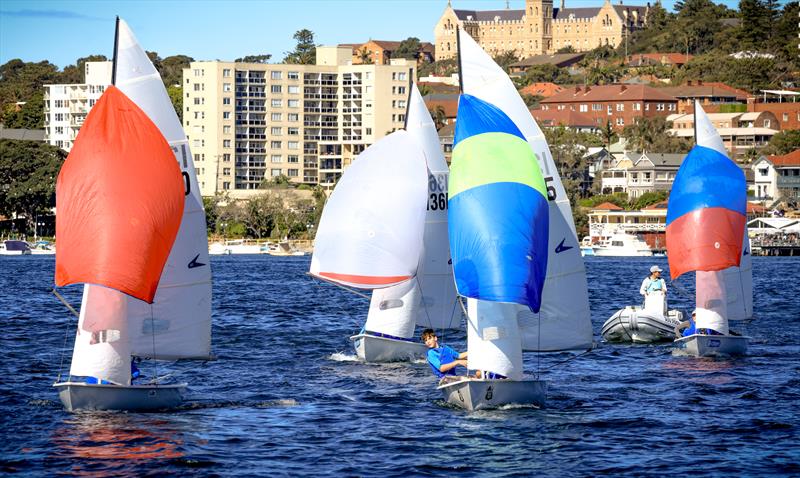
[667,111,780,160]
[43,61,112,151]
[184,47,415,197]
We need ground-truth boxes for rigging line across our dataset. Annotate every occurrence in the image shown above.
[51,289,76,384]
[542,348,594,372]
[150,305,158,386]
[536,311,541,380]
[309,273,364,329]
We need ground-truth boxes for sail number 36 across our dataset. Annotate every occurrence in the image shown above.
[428,173,448,211]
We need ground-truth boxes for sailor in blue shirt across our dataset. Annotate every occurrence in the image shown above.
[421,329,468,379]
[675,310,697,338]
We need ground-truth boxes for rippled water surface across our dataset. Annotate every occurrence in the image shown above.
[1,255,798,476]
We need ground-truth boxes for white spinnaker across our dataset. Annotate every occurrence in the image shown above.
[310,130,428,289]
[693,101,737,334]
[115,19,212,359]
[70,285,132,385]
[364,83,459,336]
[458,31,592,351]
[466,299,524,380]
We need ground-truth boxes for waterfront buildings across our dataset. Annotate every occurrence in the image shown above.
[183,47,415,197]
[667,111,780,160]
[752,150,800,201]
[434,0,648,61]
[43,61,112,152]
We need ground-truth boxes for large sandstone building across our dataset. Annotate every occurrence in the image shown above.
[434,0,649,60]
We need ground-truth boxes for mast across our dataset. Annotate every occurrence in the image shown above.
[403,67,413,130]
[111,16,120,86]
[456,28,464,94]
[693,100,698,145]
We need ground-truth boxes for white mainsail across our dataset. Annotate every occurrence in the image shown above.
[466,299,524,380]
[310,130,428,290]
[362,83,460,338]
[78,19,212,363]
[458,31,592,352]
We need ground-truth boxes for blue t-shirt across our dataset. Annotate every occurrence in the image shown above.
[427,345,460,378]
[682,319,696,337]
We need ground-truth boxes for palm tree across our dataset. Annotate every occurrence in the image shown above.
[429,105,447,130]
[357,47,373,65]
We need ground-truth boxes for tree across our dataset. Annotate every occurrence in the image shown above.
[243,194,282,238]
[3,91,45,129]
[0,59,60,126]
[738,0,770,50]
[159,55,194,86]
[283,29,316,65]
[492,51,520,73]
[0,140,65,233]
[761,130,800,155]
[556,45,576,54]
[428,105,447,130]
[518,64,572,85]
[59,54,108,84]
[520,93,543,108]
[357,47,373,64]
[622,117,691,153]
[394,37,422,60]
[418,58,458,78]
[235,54,272,63]
[167,85,183,121]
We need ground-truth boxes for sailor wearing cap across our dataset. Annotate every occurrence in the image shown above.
[640,265,667,297]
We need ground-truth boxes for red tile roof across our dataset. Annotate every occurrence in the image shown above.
[768,150,800,167]
[592,202,624,210]
[520,82,565,98]
[541,84,677,104]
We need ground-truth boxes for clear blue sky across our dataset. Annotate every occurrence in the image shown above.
[1,0,748,69]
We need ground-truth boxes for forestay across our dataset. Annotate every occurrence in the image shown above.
[114,19,212,360]
[457,31,592,351]
[310,130,428,289]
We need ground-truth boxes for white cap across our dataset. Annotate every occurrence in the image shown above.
[650,265,663,273]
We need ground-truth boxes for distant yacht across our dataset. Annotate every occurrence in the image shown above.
[591,231,653,257]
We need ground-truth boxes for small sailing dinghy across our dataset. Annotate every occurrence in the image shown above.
[438,30,592,411]
[53,18,213,411]
[669,102,751,357]
[310,95,430,361]
[348,80,461,362]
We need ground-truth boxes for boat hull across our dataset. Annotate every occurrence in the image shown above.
[592,248,652,257]
[54,381,186,411]
[602,307,683,343]
[673,334,749,357]
[350,334,428,363]
[437,378,546,411]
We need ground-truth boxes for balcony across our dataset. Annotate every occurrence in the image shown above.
[342,108,362,113]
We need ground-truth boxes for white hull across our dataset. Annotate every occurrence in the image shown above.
[29,249,56,255]
[673,334,749,357]
[350,334,428,363]
[0,250,31,256]
[592,248,652,257]
[54,381,186,411]
[601,307,683,343]
[437,378,546,411]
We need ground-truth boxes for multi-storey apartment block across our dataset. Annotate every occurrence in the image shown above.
[43,61,112,151]
[184,47,415,197]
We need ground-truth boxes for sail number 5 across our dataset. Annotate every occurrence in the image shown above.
[544,176,557,201]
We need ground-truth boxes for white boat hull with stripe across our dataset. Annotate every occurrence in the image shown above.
[437,377,546,411]
[350,334,428,363]
[673,334,749,357]
[54,382,186,411]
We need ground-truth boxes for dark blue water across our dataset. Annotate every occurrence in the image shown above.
[1,255,798,476]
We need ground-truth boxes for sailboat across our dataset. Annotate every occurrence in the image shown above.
[310,79,447,362]
[669,102,750,357]
[348,78,461,362]
[438,30,593,411]
[53,18,213,411]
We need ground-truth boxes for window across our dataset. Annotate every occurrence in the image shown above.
[366,128,372,135]
[271,155,282,163]
[223,83,231,92]
[398,114,405,123]
[397,100,406,109]
[271,71,282,80]
[271,127,282,135]
[288,85,299,94]
[668,104,676,111]
[271,85,282,94]
[288,113,299,122]
[272,112,282,121]
[579,104,588,112]
[288,168,299,177]
[223,153,231,161]
[271,141,282,149]
[288,155,299,163]
[223,97,231,105]
[764,119,770,128]
[223,167,231,175]
[607,105,612,115]
[271,99,282,107]
[223,181,230,190]
[398,86,406,95]
[223,111,231,119]
[783,113,789,121]
[288,71,299,80]
[645,103,650,111]
[616,117,624,126]
[616,103,624,112]
[656,103,664,111]
[223,140,231,147]
[271,168,282,176]
[398,72,407,81]
[288,141,299,149]
[223,125,231,134]
[223,69,231,77]
[288,99,299,108]
[288,127,299,135]
[633,103,641,111]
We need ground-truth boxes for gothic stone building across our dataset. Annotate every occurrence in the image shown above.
[434,0,649,61]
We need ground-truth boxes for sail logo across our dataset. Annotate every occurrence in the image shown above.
[555,238,573,254]
[188,254,206,269]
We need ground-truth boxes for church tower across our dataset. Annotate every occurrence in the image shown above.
[525,0,554,54]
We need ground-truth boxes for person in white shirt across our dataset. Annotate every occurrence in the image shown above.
[640,265,667,297]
